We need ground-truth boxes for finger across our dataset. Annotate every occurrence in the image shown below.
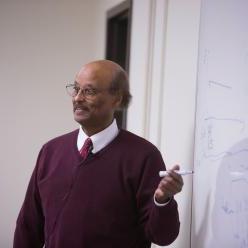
[159,177,182,194]
[166,170,184,186]
[166,164,180,180]
[155,186,173,199]
[171,164,180,171]
[160,181,182,195]
[160,176,180,190]
[155,188,167,199]
[159,183,179,196]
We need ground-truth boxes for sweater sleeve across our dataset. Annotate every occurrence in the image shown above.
[135,149,180,246]
[13,148,45,248]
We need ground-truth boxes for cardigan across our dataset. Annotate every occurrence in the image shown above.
[14,129,180,248]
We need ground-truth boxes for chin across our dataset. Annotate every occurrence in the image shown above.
[74,115,92,127]
[74,115,86,125]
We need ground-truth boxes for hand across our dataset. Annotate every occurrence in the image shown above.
[154,165,184,204]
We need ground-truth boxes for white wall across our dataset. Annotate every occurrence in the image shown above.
[160,1,201,247]
[0,0,122,247]
[127,0,201,247]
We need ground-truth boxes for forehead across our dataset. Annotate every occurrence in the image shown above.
[75,63,114,88]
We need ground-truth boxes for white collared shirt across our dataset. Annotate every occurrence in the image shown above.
[77,119,119,153]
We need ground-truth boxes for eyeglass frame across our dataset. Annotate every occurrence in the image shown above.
[65,82,118,100]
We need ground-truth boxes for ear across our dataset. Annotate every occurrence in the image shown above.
[112,92,123,110]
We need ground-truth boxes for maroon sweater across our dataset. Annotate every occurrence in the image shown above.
[14,129,180,248]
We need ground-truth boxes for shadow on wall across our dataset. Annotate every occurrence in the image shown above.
[192,138,248,248]
[211,138,248,248]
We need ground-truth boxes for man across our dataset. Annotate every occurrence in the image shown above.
[14,60,183,248]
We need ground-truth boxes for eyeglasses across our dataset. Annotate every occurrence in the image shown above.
[66,83,114,100]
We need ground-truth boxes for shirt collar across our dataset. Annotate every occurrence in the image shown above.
[77,119,119,153]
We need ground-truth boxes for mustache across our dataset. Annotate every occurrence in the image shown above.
[73,104,90,111]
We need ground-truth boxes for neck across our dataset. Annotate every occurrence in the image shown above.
[81,119,114,137]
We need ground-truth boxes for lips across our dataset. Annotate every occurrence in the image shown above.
[73,105,89,113]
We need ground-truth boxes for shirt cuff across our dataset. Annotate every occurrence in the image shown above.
[153,194,172,207]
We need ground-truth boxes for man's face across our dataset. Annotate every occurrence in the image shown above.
[72,63,119,132]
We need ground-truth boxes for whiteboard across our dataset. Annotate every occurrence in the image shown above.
[191,0,248,247]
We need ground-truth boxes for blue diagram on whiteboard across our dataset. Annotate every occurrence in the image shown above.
[202,117,245,160]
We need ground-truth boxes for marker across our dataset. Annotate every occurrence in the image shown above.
[159,170,194,177]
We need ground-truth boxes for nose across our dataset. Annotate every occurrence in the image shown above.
[73,89,86,101]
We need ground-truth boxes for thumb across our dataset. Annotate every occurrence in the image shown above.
[171,164,180,171]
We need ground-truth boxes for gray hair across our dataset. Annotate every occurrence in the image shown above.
[110,67,132,109]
